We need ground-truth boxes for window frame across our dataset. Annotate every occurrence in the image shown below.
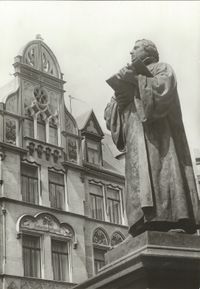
[89,182,106,221]
[93,246,108,275]
[106,186,122,225]
[92,228,110,275]
[22,233,42,278]
[21,163,40,205]
[51,238,71,282]
[48,170,65,210]
[85,138,102,166]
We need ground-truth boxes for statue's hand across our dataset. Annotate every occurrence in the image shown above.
[115,90,133,109]
[118,66,138,85]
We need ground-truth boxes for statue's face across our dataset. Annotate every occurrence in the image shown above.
[130,41,148,62]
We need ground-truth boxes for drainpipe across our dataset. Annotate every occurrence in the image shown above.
[0,151,5,195]
[2,203,6,289]
[0,151,5,289]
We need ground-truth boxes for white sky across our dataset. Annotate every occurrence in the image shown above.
[0,1,200,152]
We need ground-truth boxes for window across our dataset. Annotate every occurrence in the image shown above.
[66,136,78,163]
[23,118,34,138]
[21,164,39,204]
[87,139,101,165]
[93,248,106,274]
[90,184,104,221]
[37,120,46,142]
[93,228,109,274]
[49,171,65,210]
[52,239,69,281]
[49,124,58,146]
[107,187,122,224]
[22,235,41,278]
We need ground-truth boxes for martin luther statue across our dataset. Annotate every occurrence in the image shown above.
[104,39,200,237]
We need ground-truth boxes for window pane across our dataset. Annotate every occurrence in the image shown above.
[24,119,34,138]
[52,240,69,281]
[49,171,64,185]
[23,235,41,278]
[49,126,58,146]
[107,188,121,224]
[37,122,45,142]
[89,184,104,220]
[21,165,38,204]
[49,171,65,210]
[107,188,120,200]
[90,195,104,220]
[87,140,100,165]
[90,184,103,197]
[94,248,106,274]
[67,137,78,163]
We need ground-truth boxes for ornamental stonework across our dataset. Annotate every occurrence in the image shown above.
[111,232,125,247]
[5,118,16,145]
[93,228,109,246]
[18,213,73,238]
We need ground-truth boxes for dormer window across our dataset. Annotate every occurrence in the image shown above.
[76,110,104,167]
[86,139,102,165]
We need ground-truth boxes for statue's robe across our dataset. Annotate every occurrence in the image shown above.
[104,62,200,236]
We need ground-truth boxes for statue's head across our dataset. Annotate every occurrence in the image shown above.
[130,39,159,64]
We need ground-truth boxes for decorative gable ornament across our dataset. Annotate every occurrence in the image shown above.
[78,110,104,138]
[21,37,61,78]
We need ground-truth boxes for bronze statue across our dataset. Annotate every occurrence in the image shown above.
[104,39,200,237]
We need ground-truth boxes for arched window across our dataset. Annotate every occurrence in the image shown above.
[17,212,75,281]
[111,231,125,247]
[92,228,110,274]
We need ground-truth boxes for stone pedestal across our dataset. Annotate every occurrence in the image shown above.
[74,231,200,289]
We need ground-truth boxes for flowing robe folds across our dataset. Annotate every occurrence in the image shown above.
[104,62,200,236]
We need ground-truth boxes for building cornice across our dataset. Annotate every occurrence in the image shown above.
[62,161,125,184]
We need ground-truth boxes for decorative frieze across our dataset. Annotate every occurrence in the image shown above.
[6,278,75,289]
[111,231,125,247]
[25,138,63,162]
[36,144,43,158]
[7,281,18,289]
[45,147,51,161]
[18,212,74,239]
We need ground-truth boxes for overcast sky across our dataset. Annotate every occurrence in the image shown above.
[0,1,200,152]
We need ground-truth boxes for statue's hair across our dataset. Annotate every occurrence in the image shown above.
[136,39,159,62]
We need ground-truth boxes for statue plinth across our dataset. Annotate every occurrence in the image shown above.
[74,231,200,289]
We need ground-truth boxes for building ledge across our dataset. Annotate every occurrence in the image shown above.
[0,197,128,229]
[0,141,28,155]
[1,274,76,289]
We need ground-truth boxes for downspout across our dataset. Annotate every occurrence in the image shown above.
[0,151,6,289]
[2,203,6,289]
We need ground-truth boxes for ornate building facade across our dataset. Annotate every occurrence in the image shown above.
[0,37,127,289]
